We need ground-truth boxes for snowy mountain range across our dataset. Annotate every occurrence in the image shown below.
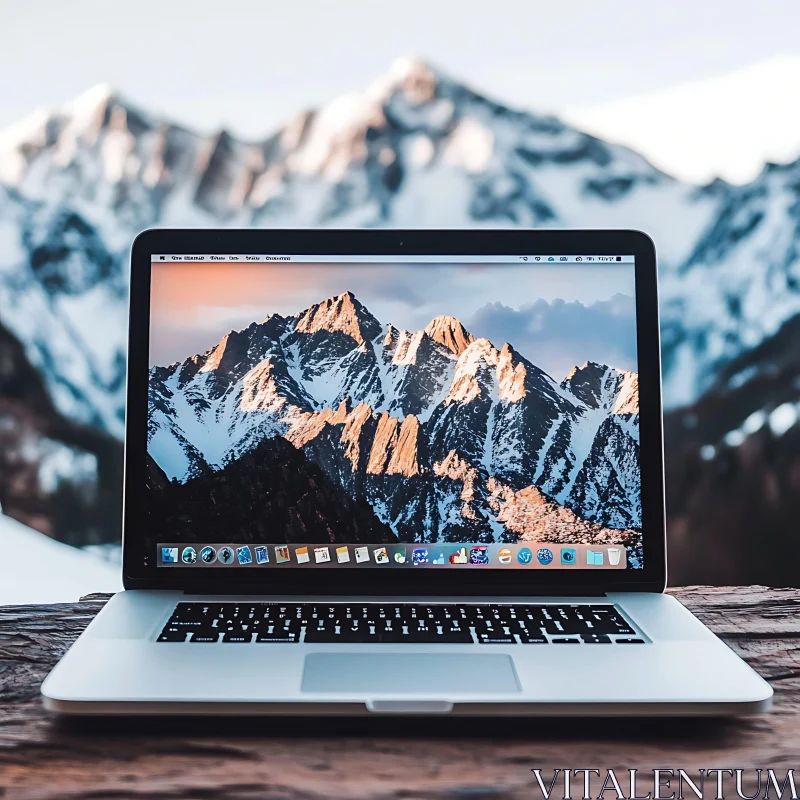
[1,57,799,437]
[2,57,800,565]
[148,291,640,546]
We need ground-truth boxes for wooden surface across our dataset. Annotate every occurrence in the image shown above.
[1,586,799,800]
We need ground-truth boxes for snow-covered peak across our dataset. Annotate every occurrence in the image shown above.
[423,315,476,355]
[0,83,153,187]
[446,338,501,404]
[62,83,125,134]
[380,56,439,93]
[199,329,248,373]
[388,329,426,365]
[612,371,639,415]
[295,290,382,346]
[0,83,116,147]
[497,342,531,403]
[562,361,638,414]
[563,360,606,383]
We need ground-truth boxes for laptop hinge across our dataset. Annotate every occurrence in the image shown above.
[178,588,609,598]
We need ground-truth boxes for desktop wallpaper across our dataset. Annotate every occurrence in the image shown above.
[145,261,641,560]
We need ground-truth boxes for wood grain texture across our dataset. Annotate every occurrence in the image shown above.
[0,586,798,800]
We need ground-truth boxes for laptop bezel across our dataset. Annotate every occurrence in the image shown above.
[123,228,666,595]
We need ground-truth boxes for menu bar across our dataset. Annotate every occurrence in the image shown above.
[152,255,635,264]
[158,542,628,569]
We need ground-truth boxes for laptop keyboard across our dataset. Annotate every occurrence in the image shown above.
[157,603,644,644]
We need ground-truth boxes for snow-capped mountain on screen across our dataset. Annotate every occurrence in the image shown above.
[1,58,800,465]
[147,291,640,546]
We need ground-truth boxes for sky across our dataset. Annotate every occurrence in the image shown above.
[1,0,799,182]
[149,260,637,380]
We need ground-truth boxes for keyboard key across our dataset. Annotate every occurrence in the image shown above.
[222,633,252,643]
[581,633,612,643]
[157,630,188,642]
[438,631,474,644]
[303,629,337,643]
[256,632,300,643]
[544,620,570,635]
[552,638,580,644]
[615,638,645,644]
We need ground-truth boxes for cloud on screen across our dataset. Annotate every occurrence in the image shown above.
[468,293,637,380]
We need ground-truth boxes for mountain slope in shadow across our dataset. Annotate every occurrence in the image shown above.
[145,436,396,545]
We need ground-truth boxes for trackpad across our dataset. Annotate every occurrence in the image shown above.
[301,653,520,694]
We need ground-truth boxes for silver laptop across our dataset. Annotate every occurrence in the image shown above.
[42,229,772,716]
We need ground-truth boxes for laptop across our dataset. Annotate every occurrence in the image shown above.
[42,229,772,716]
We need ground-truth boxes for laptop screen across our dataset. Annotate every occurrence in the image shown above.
[146,254,641,572]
